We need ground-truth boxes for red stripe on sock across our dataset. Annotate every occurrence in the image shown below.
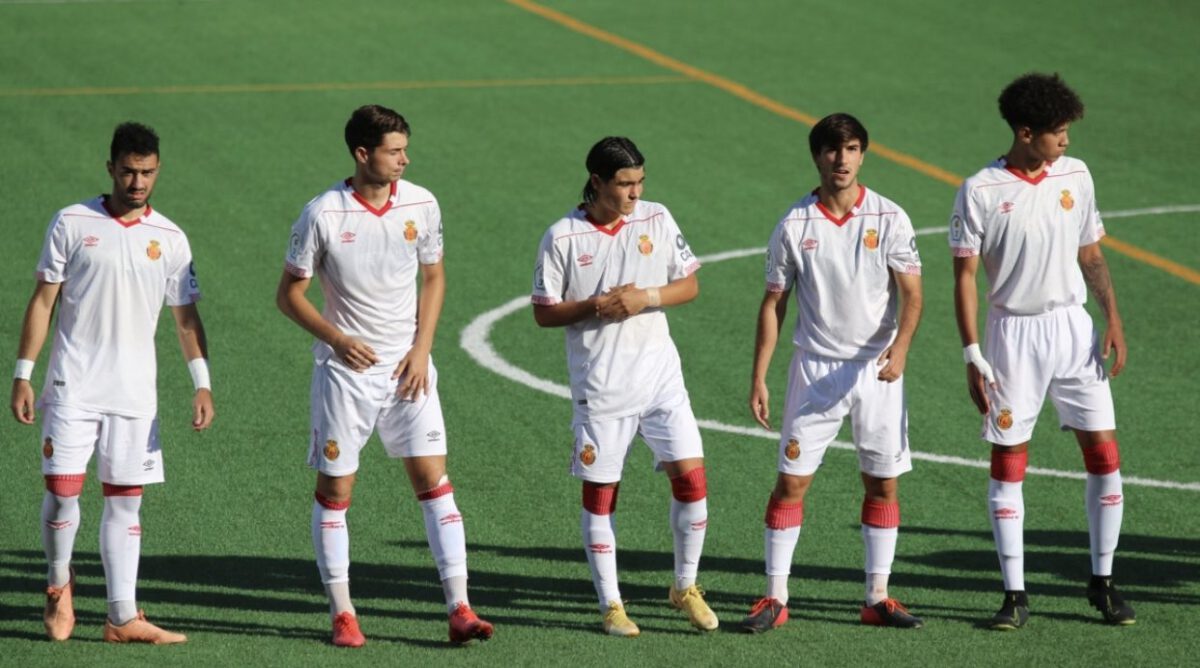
[990,449,1027,482]
[417,482,454,501]
[102,483,143,497]
[1082,441,1120,475]
[764,496,803,529]
[582,482,619,515]
[861,499,900,528]
[45,474,85,497]
[314,492,350,510]
[669,466,707,502]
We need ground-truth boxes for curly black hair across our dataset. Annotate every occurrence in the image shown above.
[110,122,159,163]
[998,73,1084,133]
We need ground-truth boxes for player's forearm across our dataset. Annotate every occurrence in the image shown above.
[952,258,982,346]
[15,286,58,361]
[892,276,923,348]
[656,272,699,308]
[532,299,596,328]
[411,268,445,354]
[1078,245,1122,325]
[171,304,209,361]
[751,296,784,383]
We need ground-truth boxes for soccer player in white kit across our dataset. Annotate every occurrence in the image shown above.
[951,73,1134,629]
[740,114,925,633]
[276,105,493,648]
[10,122,214,644]
[531,137,717,637]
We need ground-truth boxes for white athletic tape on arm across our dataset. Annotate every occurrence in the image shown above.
[646,287,662,308]
[962,343,995,384]
[13,359,34,381]
[188,358,212,391]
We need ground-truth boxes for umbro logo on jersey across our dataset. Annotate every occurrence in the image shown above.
[1000,201,1015,214]
[1100,494,1123,506]
[83,235,100,247]
[577,253,594,266]
[993,508,1020,519]
[802,239,818,251]
[341,232,356,243]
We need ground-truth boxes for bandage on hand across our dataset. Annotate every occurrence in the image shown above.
[962,343,996,385]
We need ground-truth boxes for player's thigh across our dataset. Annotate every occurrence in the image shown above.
[572,416,638,484]
[849,370,912,478]
[1048,306,1116,432]
[377,361,448,460]
[777,353,854,477]
[40,404,100,477]
[97,413,163,485]
[983,312,1053,445]
[308,361,386,476]
[639,391,704,466]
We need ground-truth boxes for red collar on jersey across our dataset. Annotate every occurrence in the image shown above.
[101,195,151,228]
[1002,157,1053,185]
[581,206,626,236]
[346,178,398,217]
[813,185,866,226]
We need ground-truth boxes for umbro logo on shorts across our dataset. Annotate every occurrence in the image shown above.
[427,430,442,441]
[142,459,156,471]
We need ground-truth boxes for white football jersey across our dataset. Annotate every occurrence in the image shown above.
[532,200,700,420]
[949,156,1105,315]
[765,186,922,361]
[286,179,443,372]
[35,197,201,418]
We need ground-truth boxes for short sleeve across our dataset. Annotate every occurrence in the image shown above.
[885,210,922,276]
[531,228,565,306]
[1078,171,1106,247]
[35,214,69,283]
[285,205,322,278]
[764,221,795,293]
[418,198,444,264]
[164,233,201,306]
[662,208,700,281]
[948,185,982,258]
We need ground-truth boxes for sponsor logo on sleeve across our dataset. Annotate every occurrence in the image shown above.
[950,215,963,241]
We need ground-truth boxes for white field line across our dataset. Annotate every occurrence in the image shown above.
[460,220,1200,492]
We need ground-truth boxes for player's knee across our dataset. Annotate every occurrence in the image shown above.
[861,497,900,528]
[1082,440,1120,475]
[45,474,85,498]
[416,478,454,502]
[669,466,707,503]
[764,495,803,529]
[101,483,143,497]
[314,491,351,510]
[582,481,619,515]
[990,448,1028,482]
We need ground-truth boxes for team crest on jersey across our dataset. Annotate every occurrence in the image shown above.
[43,437,53,459]
[83,235,100,247]
[324,440,340,461]
[146,240,161,260]
[580,443,597,467]
[1060,190,1075,211]
[784,439,801,460]
[638,235,654,255]
[863,229,879,250]
[404,220,418,242]
[996,409,1014,431]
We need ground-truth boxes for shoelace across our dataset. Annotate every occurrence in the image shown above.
[749,597,778,616]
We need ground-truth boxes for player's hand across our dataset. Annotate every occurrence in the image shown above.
[333,334,378,372]
[393,348,430,401]
[749,379,772,430]
[1102,319,1127,377]
[192,388,215,431]
[965,364,993,415]
[10,379,36,425]
[876,343,908,382]
[597,284,649,321]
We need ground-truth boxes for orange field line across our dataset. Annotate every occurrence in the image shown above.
[507,0,1198,286]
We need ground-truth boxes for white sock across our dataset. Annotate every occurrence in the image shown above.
[42,492,81,587]
[862,525,897,605]
[582,509,621,613]
[764,526,800,605]
[312,498,354,617]
[100,493,142,624]
[418,488,469,612]
[1086,471,1124,576]
[670,497,707,591]
[442,576,469,614]
[988,478,1025,591]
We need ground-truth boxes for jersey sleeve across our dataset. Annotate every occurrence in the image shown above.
[285,205,323,278]
[1078,170,1106,246]
[764,220,795,293]
[663,208,700,281]
[948,185,983,257]
[164,233,201,306]
[34,213,69,283]
[885,210,922,276]
[531,228,565,306]
[418,198,444,264]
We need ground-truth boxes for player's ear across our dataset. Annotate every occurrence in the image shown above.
[353,146,370,165]
[1016,126,1034,144]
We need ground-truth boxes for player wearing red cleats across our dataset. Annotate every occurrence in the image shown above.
[43,569,75,641]
[103,610,187,644]
[740,597,788,634]
[331,611,365,648]
[860,598,923,629]
[448,603,494,645]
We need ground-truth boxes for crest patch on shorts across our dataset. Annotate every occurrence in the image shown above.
[43,437,54,459]
[579,443,597,467]
[784,439,801,460]
[996,409,1014,431]
[324,440,340,461]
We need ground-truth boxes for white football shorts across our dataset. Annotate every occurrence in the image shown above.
[777,349,912,478]
[40,403,164,485]
[308,356,447,476]
[982,304,1116,445]
[570,389,704,484]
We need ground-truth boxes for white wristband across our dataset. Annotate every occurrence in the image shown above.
[188,358,211,391]
[646,287,662,308]
[13,359,34,381]
[962,343,996,384]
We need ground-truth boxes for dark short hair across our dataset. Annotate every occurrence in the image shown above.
[998,73,1084,133]
[582,137,644,204]
[110,122,159,163]
[344,104,411,156]
[808,113,869,157]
